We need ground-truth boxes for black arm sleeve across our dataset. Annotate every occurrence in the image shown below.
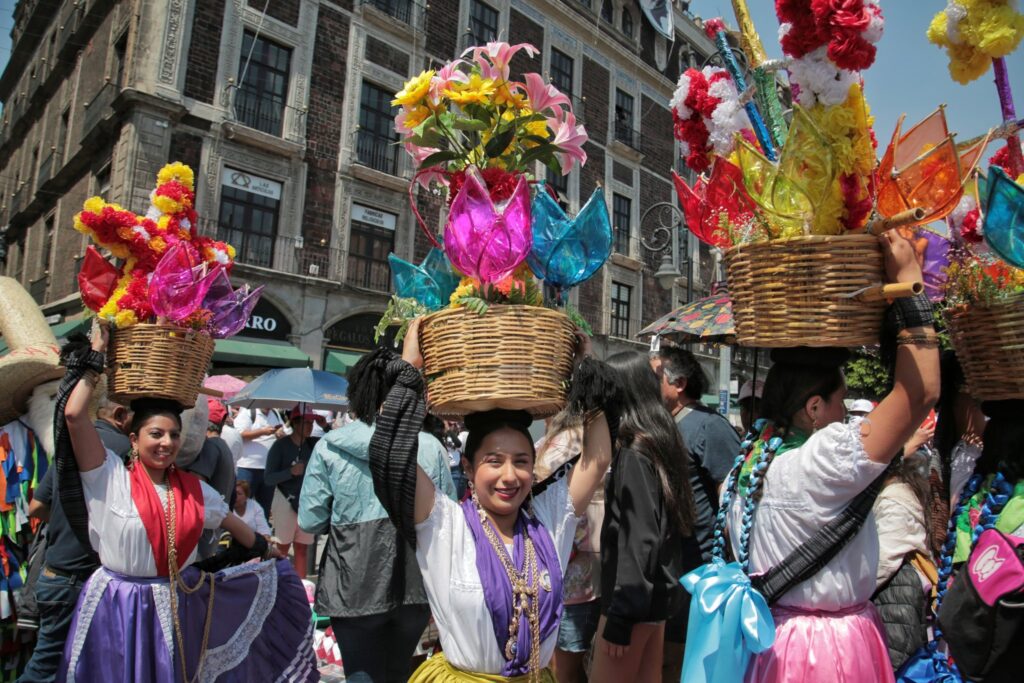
[368,359,427,548]
[602,451,663,646]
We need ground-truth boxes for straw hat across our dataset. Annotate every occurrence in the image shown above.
[0,276,64,425]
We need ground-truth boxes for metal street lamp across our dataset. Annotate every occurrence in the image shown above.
[640,201,692,303]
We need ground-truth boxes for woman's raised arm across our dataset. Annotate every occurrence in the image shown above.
[63,323,112,472]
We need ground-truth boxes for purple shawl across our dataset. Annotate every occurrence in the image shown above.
[460,499,563,676]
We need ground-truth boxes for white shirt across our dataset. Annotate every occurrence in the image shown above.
[415,477,578,674]
[233,409,281,470]
[235,499,272,536]
[80,452,230,576]
[873,482,929,589]
[727,421,887,611]
[220,423,244,465]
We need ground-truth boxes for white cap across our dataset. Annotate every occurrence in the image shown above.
[848,399,875,414]
[739,379,764,402]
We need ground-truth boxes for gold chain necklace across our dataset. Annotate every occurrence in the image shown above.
[477,513,543,683]
[162,470,216,683]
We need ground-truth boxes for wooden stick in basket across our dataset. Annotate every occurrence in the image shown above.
[866,208,926,234]
[852,281,924,302]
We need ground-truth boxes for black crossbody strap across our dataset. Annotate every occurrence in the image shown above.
[752,472,886,605]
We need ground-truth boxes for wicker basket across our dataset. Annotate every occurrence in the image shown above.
[724,234,886,347]
[946,293,1024,401]
[108,324,215,408]
[420,305,576,418]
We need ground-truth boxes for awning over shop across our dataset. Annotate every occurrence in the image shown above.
[213,338,310,368]
[0,317,90,354]
[323,348,363,377]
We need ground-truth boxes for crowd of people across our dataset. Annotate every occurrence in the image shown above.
[10,230,1023,682]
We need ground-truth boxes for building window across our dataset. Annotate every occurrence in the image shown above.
[469,0,499,45]
[368,0,413,23]
[610,281,632,338]
[622,10,633,37]
[600,0,614,23]
[218,171,281,268]
[546,168,569,208]
[41,216,54,274]
[113,33,128,88]
[235,31,292,136]
[57,108,69,161]
[95,166,111,196]
[357,81,400,175]
[347,208,395,291]
[615,89,635,146]
[550,48,574,96]
[612,193,631,255]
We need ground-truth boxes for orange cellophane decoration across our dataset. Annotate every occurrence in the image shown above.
[876,107,989,227]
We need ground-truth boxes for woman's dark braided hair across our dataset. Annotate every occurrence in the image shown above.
[347,346,400,424]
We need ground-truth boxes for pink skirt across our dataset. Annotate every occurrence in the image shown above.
[745,602,894,683]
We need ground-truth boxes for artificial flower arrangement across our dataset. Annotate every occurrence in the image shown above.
[378,41,612,341]
[74,162,262,337]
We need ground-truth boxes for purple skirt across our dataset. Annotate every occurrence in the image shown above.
[58,559,317,682]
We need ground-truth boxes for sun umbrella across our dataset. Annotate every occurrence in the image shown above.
[203,374,247,400]
[638,285,735,344]
[227,368,350,411]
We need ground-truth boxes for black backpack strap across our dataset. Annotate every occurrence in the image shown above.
[532,453,581,498]
[752,472,886,605]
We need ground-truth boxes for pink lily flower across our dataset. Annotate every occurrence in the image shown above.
[548,110,588,174]
[462,41,538,82]
[430,61,469,105]
[523,73,570,116]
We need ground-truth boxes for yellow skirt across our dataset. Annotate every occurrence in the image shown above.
[409,653,555,683]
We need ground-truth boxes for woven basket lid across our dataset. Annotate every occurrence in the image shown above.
[0,276,64,424]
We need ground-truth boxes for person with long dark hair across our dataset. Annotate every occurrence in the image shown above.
[701,232,940,683]
[367,322,615,681]
[297,347,455,683]
[589,350,698,683]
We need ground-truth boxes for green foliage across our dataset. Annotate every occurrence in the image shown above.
[374,295,430,344]
[561,304,593,336]
[844,352,892,400]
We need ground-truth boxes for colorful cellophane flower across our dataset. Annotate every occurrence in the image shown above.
[73,162,237,328]
[927,0,1024,84]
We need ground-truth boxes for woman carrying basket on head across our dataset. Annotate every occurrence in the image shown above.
[55,323,317,682]
[368,320,616,682]
[685,231,940,683]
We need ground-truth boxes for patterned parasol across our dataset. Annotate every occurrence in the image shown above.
[638,284,735,344]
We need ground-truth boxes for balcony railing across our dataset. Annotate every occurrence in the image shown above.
[355,130,400,175]
[81,81,119,141]
[37,149,61,187]
[233,87,285,137]
[10,185,27,217]
[346,252,391,292]
[614,120,641,150]
[361,0,414,23]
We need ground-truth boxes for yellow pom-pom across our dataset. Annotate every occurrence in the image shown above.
[157,162,195,191]
[152,194,184,215]
[114,309,139,328]
[83,196,107,213]
[226,244,236,259]
[149,236,168,254]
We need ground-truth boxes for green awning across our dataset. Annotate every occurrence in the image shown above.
[323,348,363,377]
[0,316,90,354]
[213,338,310,368]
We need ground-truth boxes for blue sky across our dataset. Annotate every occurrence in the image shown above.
[0,1,1019,148]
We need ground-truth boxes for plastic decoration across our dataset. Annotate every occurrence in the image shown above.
[895,227,951,303]
[527,187,612,295]
[202,268,264,339]
[672,159,757,249]
[78,246,121,312]
[388,248,462,311]
[148,242,219,322]
[876,109,989,227]
[982,166,1024,269]
[735,107,837,238]
[443,167,532,284]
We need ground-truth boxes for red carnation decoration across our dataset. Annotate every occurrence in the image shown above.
[960,208,983,244]
[446,167,521,207]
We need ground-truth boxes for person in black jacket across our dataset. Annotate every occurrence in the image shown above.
[591,351,700,683]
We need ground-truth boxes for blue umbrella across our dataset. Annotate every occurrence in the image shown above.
[227,368,349,411]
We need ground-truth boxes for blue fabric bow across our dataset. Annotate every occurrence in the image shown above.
[680,558,776,683]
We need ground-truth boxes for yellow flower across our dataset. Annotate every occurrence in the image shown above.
[523,118,549,147]
[83,196,107,213]
[114,309,139,328]
[149,236,168,253]
[449,276,479,307]
[445,74,496,106]
[226,244,237,259]
[393,70,435,108]
[153,194,184,216]
[157,162,195,191]
[403,105,432,130]
[492,82,525,109]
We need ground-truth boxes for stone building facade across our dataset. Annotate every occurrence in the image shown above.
[0,0,740,390]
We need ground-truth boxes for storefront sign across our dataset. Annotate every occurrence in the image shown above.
[241,298,292,341]
[351,204,397,231]
[221,168,282,200]
[325,313,393,350]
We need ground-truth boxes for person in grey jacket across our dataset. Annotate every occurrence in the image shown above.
[299,348,455,683]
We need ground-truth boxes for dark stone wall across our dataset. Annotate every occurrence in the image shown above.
[366,35,410,74]
[507,9,545,80]
[183,0,226,104]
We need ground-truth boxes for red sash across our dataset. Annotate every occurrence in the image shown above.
[129,464,205,576]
